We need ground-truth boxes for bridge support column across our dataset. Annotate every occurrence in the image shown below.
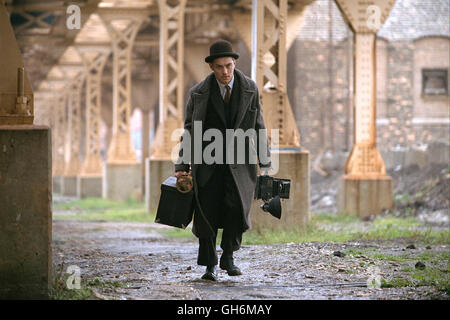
[0,2,51,298]
[147,0,186,213]
[77,47,110,198]
[62,77,84,197]
[100,13,144,201]
[249,0,310,230]
[335,0,395,218]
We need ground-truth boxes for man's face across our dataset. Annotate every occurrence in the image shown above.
[209,57,236,85]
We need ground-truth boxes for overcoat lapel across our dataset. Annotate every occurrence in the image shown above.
[191,73,213,123]
[209,80,227,127]
[192,92,208,122]
[229,79,240,126]
[234,71,255,130]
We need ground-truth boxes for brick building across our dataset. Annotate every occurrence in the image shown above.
[289,0,449,168]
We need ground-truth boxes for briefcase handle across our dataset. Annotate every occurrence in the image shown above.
[176,172,193,194]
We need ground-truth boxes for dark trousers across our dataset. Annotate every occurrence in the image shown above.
[196,165,243,266]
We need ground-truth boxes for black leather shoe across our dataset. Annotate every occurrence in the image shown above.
[201,265,218,281]
[220,253,242,276]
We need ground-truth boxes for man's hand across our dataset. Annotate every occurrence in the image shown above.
[175,171,188,178]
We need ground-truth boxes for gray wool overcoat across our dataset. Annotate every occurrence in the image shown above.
[174,68,271,238]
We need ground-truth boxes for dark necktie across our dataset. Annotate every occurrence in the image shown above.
[224,84,231,104]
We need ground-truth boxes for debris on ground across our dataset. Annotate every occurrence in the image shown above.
[51,219,448,300]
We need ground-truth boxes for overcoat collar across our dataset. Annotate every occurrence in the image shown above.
[192,69,255,129]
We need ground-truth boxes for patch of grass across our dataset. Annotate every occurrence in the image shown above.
[312,211,361,224]
[49,260,128,300]
[87,278,128,289]
[346,248,410,262]
[54,197,141,211]
[162,227,196,239]
[369,252,411,262]
[382,267,449,293]
[415,252,449,263]
[242,228,311,245]
[53,198,448,246]
[381,278,411,288]
[50,261,95,300]
[400,266,414,272]
[50,277,127,300]
[372,216,421,228]
[242,212,448,245]
[394,193,412,203]
[50,285,94,300]
[53,197,154,223]
[367,250,449,293]
[347,247,447,268]
[344,248,377,257]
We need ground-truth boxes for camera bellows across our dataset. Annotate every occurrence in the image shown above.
[255,174,290,219]
[261,195,282,219]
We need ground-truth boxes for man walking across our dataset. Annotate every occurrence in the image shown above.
[175,40,271,281]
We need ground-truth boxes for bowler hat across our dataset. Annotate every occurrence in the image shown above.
[205,40,240,63]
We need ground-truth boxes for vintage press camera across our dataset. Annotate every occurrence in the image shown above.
[254,174,291,219]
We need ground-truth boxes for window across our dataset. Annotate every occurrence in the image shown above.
[422,69,448,96]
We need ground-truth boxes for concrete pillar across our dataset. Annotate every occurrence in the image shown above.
[62,77,84,197]
[76,46,110,198]
[250,0,310,228]
[335,0,395,217]
[0,2,51,298]
[0,126,52,299]
[100,13,145,201]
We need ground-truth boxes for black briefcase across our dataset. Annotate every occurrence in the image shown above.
[155,176,194,229]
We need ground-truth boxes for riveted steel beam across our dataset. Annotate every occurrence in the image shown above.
[76,46,110,176]
[99,13,144,164]
[335,0,396,178]
[150,0,187,160]
[64,74,85,177]
[251,0,301,149]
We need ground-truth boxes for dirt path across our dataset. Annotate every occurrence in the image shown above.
[52,219,448,300]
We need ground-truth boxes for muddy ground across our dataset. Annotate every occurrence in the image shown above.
[52,219,448,300]
[52,164,448,300]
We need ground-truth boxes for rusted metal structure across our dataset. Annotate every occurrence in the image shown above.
[3,0,398,216]
[335,0,395,217]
